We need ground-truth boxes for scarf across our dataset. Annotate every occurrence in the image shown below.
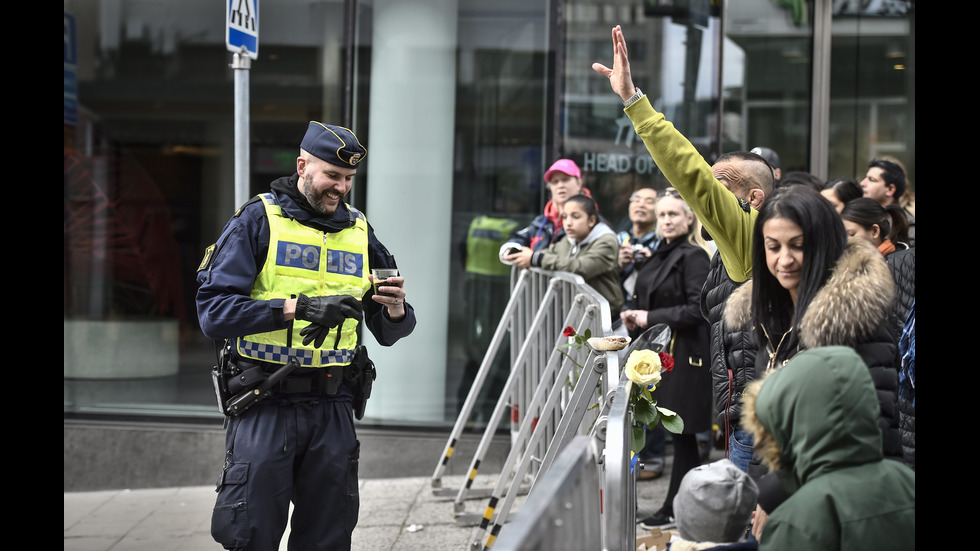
[877,238,896,257]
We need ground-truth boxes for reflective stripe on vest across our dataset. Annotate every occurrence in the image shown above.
[238,340,355,367]
[236,192,371,368]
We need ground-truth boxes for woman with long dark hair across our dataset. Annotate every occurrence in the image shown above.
[723,185,903,541]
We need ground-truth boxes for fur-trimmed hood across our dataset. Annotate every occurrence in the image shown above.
[741,346,885,491]
[723,237,895,349]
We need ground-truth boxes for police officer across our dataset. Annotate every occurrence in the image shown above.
[196,121,417,550]
[458,215,518,419]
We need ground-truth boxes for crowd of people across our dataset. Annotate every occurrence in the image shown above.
[494,24,913,550]
[494,149,915,548]
[485,24,917,546]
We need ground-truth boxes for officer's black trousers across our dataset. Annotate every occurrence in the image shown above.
[211,397,360,551]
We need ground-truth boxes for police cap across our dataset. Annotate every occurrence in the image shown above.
[300,121,367,169]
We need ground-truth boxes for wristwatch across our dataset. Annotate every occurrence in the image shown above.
[623,87,644,108]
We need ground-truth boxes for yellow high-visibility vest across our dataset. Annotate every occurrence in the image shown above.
[466,215,519,277]
[237,193,370,368]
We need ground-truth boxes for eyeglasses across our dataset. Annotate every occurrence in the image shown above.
[629,193,657,206]
[658,187,681,198]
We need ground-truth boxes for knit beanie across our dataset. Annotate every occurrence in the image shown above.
[672,459,759,543]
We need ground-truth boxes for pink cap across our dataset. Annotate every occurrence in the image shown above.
[544,159,581,183]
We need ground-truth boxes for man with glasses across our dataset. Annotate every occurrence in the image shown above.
[594,25,775,501]
[618,187,661,296]
[617,185,665,480]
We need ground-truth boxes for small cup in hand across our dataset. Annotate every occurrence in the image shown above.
[371,268,399,296]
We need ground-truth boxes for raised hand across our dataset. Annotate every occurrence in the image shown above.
[591,25,638,102]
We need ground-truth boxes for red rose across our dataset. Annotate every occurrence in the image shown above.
[563,326,577,337]
[659,351,674,372]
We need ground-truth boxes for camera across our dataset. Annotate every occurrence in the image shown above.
[632,244,651,267]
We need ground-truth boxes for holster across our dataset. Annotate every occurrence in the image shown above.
[210,341,236,416]
[213,350,302,417]
[224,358,300,416]
[227,365,267,395]
[348,345,377,420]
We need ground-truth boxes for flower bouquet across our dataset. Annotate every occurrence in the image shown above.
[621,324,683,457]
[558,324,683,459]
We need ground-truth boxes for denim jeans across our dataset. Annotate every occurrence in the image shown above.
[728,427,755,473]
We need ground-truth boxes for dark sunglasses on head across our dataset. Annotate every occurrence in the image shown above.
[658,187,681,198]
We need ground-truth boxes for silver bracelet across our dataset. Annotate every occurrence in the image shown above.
[623,87,644,108]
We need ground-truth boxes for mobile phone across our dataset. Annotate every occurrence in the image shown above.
[506,247,521,255]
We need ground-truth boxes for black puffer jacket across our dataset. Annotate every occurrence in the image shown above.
[886,246,915,340]
[724,237,903,462]
[700,251,758,438]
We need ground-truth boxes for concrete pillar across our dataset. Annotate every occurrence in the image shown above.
[363,0,458,422]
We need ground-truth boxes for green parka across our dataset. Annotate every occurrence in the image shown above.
[741,346,915,551]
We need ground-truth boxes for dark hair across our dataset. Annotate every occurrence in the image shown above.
[822,177,863,204]
[869,158,906,199]
[752,185,847,362]
[840,197,910,245]
[715,151,776,196]
[777,171,823,193]
[565,194,599,223]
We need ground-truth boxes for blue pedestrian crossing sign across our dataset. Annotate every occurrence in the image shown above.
[226,0,259,59]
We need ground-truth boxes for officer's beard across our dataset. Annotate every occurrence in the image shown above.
[301,173,338,216]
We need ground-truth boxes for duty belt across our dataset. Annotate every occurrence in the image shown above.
[225,346,374,418]
[276,366,349,395]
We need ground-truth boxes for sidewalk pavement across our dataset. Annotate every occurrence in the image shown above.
[64,446,717,550]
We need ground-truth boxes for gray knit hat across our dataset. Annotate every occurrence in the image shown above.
[672,459,759,543]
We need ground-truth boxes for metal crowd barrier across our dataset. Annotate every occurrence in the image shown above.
[492,369,638,551]
[491,435,602,550]
[430,267,638,550]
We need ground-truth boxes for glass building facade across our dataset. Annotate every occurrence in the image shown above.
[64,0,914,426]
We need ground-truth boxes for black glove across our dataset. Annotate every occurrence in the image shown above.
[295,294,363,348]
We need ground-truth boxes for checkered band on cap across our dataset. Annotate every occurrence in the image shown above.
[301,121,367,169]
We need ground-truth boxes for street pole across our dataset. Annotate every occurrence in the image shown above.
[232,46,251,210]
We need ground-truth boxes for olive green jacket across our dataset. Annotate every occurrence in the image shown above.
[625,97,756,283]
